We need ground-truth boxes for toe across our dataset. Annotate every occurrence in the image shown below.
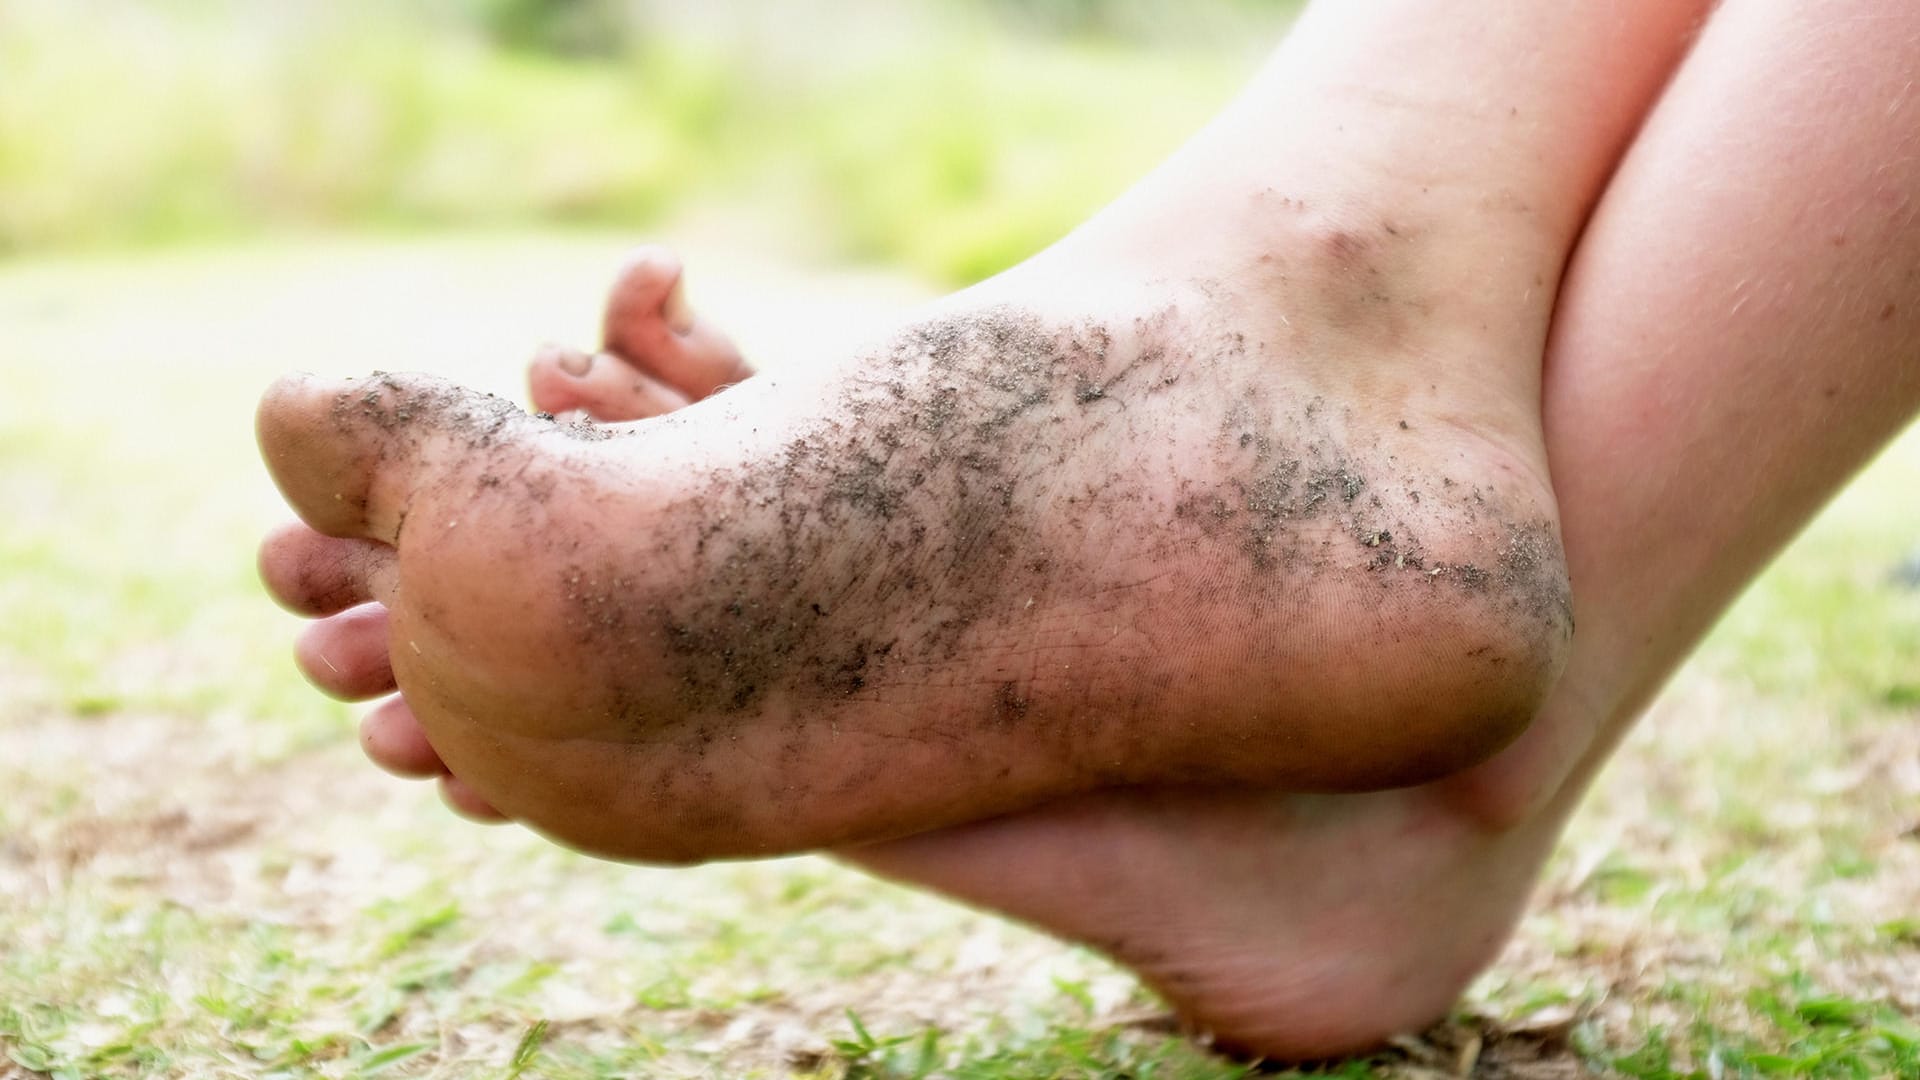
[602,247,752,401]
[296,603,396,700]
[440,774,510,822]
[602,245,685,345]
[257,371,522,542]
[259,521,398,616]
[359,695,447,778]
[527,343,691,422]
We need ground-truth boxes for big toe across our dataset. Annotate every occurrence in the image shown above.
[602,246,750,400]
[257,371,523,542]
[603,245,687,338]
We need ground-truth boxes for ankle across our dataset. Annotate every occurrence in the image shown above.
[1081,162,1564,365]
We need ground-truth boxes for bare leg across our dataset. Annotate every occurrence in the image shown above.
[1462,0,1920,820]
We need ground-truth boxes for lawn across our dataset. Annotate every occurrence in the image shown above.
[0,234,1915,1079]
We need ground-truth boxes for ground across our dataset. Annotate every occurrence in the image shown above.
[1,235,1916,1079]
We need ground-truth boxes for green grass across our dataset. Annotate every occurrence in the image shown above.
[0,236,1916,1077]
[1702,454,1920,712]
[0,0,1284,283]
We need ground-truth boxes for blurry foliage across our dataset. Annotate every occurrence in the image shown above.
[0,0,1288,281]
[956,0,1297,41]
[476,0,633,57]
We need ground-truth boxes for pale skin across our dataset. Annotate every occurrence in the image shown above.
[260,0,1920,1060]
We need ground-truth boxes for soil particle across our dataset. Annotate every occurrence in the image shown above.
[993,682,1031,724]
[1450,564,1491,591]
[331,373,620,448]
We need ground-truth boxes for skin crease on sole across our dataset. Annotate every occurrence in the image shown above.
[258,225,1573,865]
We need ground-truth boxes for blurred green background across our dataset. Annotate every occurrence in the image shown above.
[2,0,1296,281]
[4,2,1918,1077]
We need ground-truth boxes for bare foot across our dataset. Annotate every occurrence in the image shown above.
[258,184,1574,865]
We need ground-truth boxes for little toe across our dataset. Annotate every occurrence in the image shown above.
[359,695,447,778]
[440,774,510,822]
[357,697,508,822]
[296,602,396,701]
[527,343,691,422]
[602,247,751,400]
[604,245,684,331]
[259,522,397,616]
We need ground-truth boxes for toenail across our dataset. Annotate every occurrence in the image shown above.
[560,351,593,377]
